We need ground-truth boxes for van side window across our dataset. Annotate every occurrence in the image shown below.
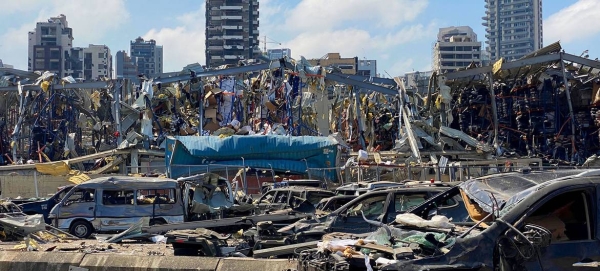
[65,189,95,204]
[137,189,176,204]
[103,190,134,205]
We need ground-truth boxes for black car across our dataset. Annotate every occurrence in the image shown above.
[324,185,469,234]
[315,195,355,213]
[300,169,600,271]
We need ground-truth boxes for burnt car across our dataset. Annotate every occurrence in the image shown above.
[255,186,335,212]
[253,183,470,253]
[329,185,468,233]
[300,169,600,271]
[315,195,355,214]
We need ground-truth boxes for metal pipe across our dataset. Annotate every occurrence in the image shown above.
[241,157,247,194]
[114,81,122,145]
[559,53,577,159]
[488,72,499,148]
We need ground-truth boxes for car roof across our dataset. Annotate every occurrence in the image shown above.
[266,186,333,193]
[76,176,178,189]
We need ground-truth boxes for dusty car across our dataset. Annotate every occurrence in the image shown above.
[255,186,335,212]
[300,169,600,271]
[315,195,355,213]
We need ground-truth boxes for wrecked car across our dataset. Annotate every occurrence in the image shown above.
[334,181,405,196]
[315,195,355,214]
[19,185,74,224]
[49,176,184,238]
[300,169,600,271]
[255,186,335,212]
[179,173,256,220]
[0,201,45,239]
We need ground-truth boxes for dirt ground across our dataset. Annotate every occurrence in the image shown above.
[0,234,175,256]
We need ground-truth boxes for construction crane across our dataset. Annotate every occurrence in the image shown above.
[260,36,281,54]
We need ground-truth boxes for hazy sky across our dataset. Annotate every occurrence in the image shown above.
[1,0,598,76]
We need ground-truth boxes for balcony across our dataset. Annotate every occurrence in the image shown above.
[221,15,242,20]
[220,6,243,10]
[211,56,223,60]
[222,25,242,30]
[223,35,243,40]
[223,45,244,50]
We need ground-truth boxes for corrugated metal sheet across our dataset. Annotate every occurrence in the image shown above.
[165,135,339,181]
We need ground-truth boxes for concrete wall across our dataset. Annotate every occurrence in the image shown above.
[0,170,72,198]
[0,252,298,271]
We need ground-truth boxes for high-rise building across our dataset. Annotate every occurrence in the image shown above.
[28,14,73,77]
[267,48,291,60]
[68,45,112,80]
[205,0,260,67]
[130,37,163,77]
[432,26,482,74]
[84,45,112,80]
[483,0,543,61]
[114,51,139,81]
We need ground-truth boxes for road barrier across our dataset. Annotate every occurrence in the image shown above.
[0,252,298,271]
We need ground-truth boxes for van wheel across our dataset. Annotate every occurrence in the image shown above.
[70,220,93,238]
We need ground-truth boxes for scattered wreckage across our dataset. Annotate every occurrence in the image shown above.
[295,169,600,271]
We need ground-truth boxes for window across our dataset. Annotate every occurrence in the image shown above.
[394,193,428,212]
[65,189,95,205]
[137,189,176,204]
[102,190,134,205]
[524,190,593,242]
[259,190,277,204]
[98,53,104,58]
[35,48,45,58]
[35,59,45,69]
[346,195,387,217]
[306,192,334,205]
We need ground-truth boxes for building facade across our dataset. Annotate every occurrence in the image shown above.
[404,71,433,95]
[87,45,112,80]
[205,0,260,67]
[308,53,358,75]
[114,51,139,81]
[432,26,482,74]
[357,59,377,77]
[267,48,291,60]
[483,0,543,61]
[28,14,73,77]
[130,37,163,77]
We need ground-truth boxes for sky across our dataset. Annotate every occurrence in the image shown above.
[1,0,599,77]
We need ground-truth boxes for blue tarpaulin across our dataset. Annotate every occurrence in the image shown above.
[165,135,339,181]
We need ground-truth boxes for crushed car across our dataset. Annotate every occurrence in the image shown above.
[298,169,600,271]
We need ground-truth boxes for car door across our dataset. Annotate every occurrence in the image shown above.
[515,187,600,271]
[329,192,391,234]
[57,188,96,221]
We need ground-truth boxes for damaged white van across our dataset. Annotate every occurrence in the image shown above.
[48,176,185,238]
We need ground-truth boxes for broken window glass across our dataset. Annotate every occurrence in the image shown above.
[523,190,593,242]
[102,190,134,205]
[346,195,387,217]
[137,189,176,204]
[65,189,95,205]
[394,193,428,212]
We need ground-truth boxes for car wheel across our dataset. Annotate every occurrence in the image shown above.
[70,220,93,238]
